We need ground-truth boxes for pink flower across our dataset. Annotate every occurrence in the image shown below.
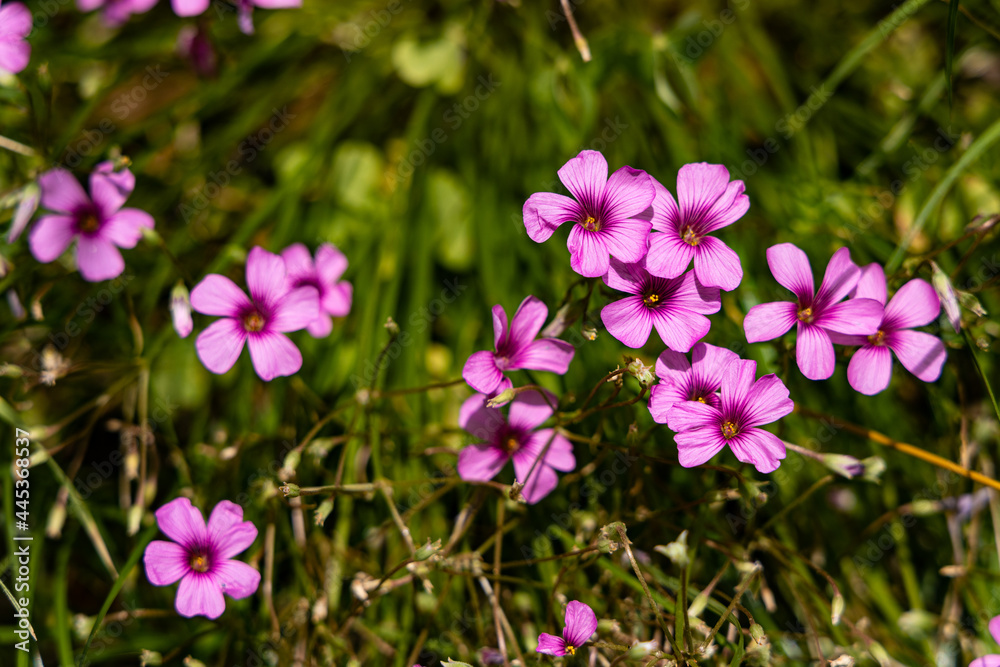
[143,497,260,619]
[537,601,598,656]
[190,246,318,381]
[172,0,302,35]
[0,1,31,75]
[648,342,740,429]
[28,163,154,282]
[828,263,946,395]
[667,357,794,473]
[280,243,353,338]
[458,389,574,504]
[600,257,720,350]
[645,163,749,291]
[743,244,883,380]
[970,616,1000,667]
[462,296,575,395]
[77,0,158,26]
[523,150,654,277]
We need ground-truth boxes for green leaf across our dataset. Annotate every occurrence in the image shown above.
[945,0,960,108]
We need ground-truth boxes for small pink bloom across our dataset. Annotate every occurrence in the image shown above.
[536,601,598,656]
[171,0,301,35]
[77,0,159,26]
[0,1,32,75]
[648,342,740,429]
[645,163,749,291]
[523,150,654,277]
[829,263,946,395]
[190,246,319,381]
[462,296,575,396]
[280,243,352,338]
[970,616,1000,667]
[667,357,793,473]
[743,244,883,380]
[458,389,574,504]
[171,283,194,339]
[600,257,720,351]
[144,497,260,619]
[28,162,154,282]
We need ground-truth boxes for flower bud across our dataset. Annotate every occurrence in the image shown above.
[281,483,301,498]
[486,387,517,409]
[170,283,193,339]
[831,592,844,625]
[626,356,655,386]
[384,316,400,337]
[654,530,689,566]
[8,182,39,243]
[414,538,443,561]
[627,640,659,660]
[140,650,163,666]
[750,623,765,643]
[930,261,961,332]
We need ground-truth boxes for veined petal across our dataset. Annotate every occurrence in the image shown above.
[196,318,247,375]
[89,165,133,217]
[563,600,598,648]
[28,215,77,263]
[535,633,568,656]
[0,2,32,38]
[648,383,689,424]
[567,225,611,278]
[693,236,743,291]
[665,400,719,433]
[457,443,508,482]
[700,179,749,233]
[729,429,785,473]
[766,243,814,301]
[38,169,90,215]
[507,296,549,351]
[647,176,681,234]
[847,345,893,395]
[603,256,645,294]
[306,314,333,338]
[852,263,887,304]
[883,279,940,330]
[463,350,504,395]
[512,451,559,504]
[691,342,741,391]
[507,389,556,431]
[529,429,575,472]
[796,323,835,380]
[491,304,509,351]
[207,501,257,560]
[674,428,728,468]
[815,247,860,308]
[719,358,757,416]
[154,497,207,550]
[672,270,722,315]
[316,243,349,284]
[743,301,797,343]
[322,282,352,317]
[557,150,608,211]
[279,242,315,281]
[818,298,884,335]
[101,208,154,249]
[599,217,651,264]
[741,374,794,427]
[458,393,504,440]
[144,540,190,586]
[76,236,125,282]
[0,37,30,75]
[676,163,731,222]
[601,296,653,348]
[511,338,575,375]
[213,560,260,600]
[522,192,581,243]
[246,246,289,308]
[601,165,655,222]
[176,573,226,619]
[654,347,691,385]
[651,309,711,353]
[246,331,302,381]
[888,330,946,383]
[645,230,694,279]
[190,275,252,317]
[269,286,319,333]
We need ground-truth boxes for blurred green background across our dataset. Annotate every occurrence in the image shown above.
[2,0,1000,664]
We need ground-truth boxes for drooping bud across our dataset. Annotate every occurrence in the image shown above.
[171,282,194,339]
[930,261,961,332]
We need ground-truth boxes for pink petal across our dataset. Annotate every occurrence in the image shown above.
[38,169,90,215]
[599,217,651,264]
[491,303,509,350]
[567,225,610,278]
[0,2,33,38]
[654,348,691,385]
[213,560,260,600]
[512,450,559,504]
[89,166,134,217]
[458,393,503,440]
[535,633,568,656]
[322,282,352,317]
[970,658,1000,667]
[246,331,302,381]
[676,163,731,222]
[457,443,509,482]
[280,243,315,280]
[815,247,860,308]
[316,243,348,284]
[672,270,722,315]
[665,400,719,433]
[646,231,695,280]
[603,256,644,294]
[691,343,741,389]
[191,275,252,317]
[719,358,756,413]
[154,497,207,549]
[195,318,248,375]
[766,243,814,301]
[207,501,257,560]
[306,313,333,338]
[530,429,575,472]
[694,236,743,291]
[463,350,504,395]
[76,236,125,282]
[700,179,749,233]
[523,192,582,243]
[171,0,211,15]
[796,323,835,380]
[990,615,1000,645]
[245,246,289,308]
[729,429,786,473]
[507,296,549,351]
[176,573,226,619]
[647,176,681,232]
[818,298,884,335]
[601,296,653,348]
[674,428,728,468]
[852,263,887,304]
[648,383,687,424]
[269,286,319,333]
[253,0,302,7]
[847,345,893,395]
[557,150,608,210]
[651,308,711,353]
[563,600,598,648]
[101,208,154,249]
[511,338,575,375]
[144,540,190,586]
[741,374,794,427]
[28,215,77,263]
[601,165,655,222]
[883,278,940,330]
[888,330,946,383]
[507,389,556,431]
[744,301,797,343]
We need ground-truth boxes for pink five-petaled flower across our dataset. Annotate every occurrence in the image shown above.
[970,616,1000,667]
[0,1,31,75]
[536,601,598,656]
[28,163,154,282]
[171,0,302,35]
[667,358,794,473]
[601,257,721,351]
[280,243,353,338]
[462,296,575,395]
[829,263,946,395]
[143,497,260,619]
[523,150,654,278]
[190,246,318,381]
[645,163,749,291]
[458,389,574,504]
[648,342,740,429]
[76,0,158,26]
[743,244,883,380]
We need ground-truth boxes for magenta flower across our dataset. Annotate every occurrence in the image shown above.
[743,244,883,380]
[0,1,31,75]
[280,243,353,338]
[828,263,946,395]
[77,0,158,25]
[667,357,793,473]
[537,601,598,656]
[190,246,319,381]
[970,616,1000,667]
[523,150,654,277]
[28,163,154,282]
[648,342,740,429]
[144,498,260,619]
[458,389,575,504]
[462,296,575,395]
[645,163,749,291]
[600,257,720,350]
[172,0,301,35]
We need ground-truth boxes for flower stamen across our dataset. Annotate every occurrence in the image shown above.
[681,226,699,246]
[721,420,739,439]
[79,213,100,234]
[581,215,600,232]
[867,330,886,346]
[566,645,576,655]
[797,306,813,323]
[643,293,661,307]
[189,553,210,573]
[242,311,266,333]
[503,436,520,453]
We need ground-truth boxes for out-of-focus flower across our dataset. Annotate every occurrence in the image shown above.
[523,150,654,278]
[8,182,39,243]
[143,497,260,619]
[77,0,159,26]
[280,243,352,338]
[176,24,217,78]
[0,2,32,75]
[743,244,883,380]
[189,246,319,381]
[171,282,193,338]
[645,163,749,291]
[600,258,720,350]
[648,342,740,428]
[172,0,302,35]
[969,616,1000,667]
[536,600,598,656]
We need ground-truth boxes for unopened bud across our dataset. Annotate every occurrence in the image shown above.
[581,324,598,340]
[414,538,443,561]
[140,650,163,666]
[486,387,517,409]
[384,316,400,337]
[627,640,658,660]
[831,592,844,625]
[314,497,334,526]
[281,483,300,498]
[750,623,765,643]
[654,530,689,566]
[930,261,961,332]
[820,453,866,479]
[170,283,193,339]
[625,356,655,386]
[183,657,207,667]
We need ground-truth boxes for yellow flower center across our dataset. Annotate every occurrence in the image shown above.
[243,311,265,332]
[189,554,210,573]
[867,330,886,345]
[79,213,100,234]
[566,645,576,655]
[582,215,600,232]
[503,437,520,453]
[682,226,699,246]
[643,293,660,307]
[797,307,813,323]
[721,420,739,440]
